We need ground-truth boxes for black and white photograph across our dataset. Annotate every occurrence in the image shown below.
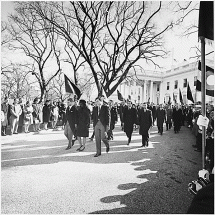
[1,1,214,214]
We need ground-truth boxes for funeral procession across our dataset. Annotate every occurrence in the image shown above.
[1,1,214,214]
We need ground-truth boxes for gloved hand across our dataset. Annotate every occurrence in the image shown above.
[199,169,209,180]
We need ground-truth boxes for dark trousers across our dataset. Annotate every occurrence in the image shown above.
[91,130,95,139]
[125,131,132,143]
[166,122,172,130]
[158,126,163,134]
[174,123,180,132]
[142,134,149,146]
[107,123,115,139]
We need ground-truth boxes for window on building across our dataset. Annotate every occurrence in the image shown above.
[194,76,197,86]
[183,79,187,88]
[167,82,170,90]
[157,85,160,92]
[174,80,178,89]
[131,90,133,95]
[138,88,140,94]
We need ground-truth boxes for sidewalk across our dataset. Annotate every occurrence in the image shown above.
[1,123,201,214]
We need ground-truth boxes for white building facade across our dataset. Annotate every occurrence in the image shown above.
[118,60,214,105]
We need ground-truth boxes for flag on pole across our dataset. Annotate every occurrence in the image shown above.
[168,96,171,105]
[173,93,177,103]
[98,82,108,101]
[187,82,194,103]
[179,88,183,104]
[64,74,82,99]
[198,1,214,41]
[197,61,214,97]
[117,90,124,101]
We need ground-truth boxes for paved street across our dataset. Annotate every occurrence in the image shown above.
[1,123,202,214]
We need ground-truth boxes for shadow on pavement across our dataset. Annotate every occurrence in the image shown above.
[2,125,202,214]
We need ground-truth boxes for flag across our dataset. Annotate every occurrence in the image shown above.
[98,82,108,101]
[64,74,82,99]
[173,93,177,103]
[168,96,171,105]
[187,82,194,103]
[179,88,183,104]
[197,61,214,97]
[117,90,124,101]
[198,1,214,41]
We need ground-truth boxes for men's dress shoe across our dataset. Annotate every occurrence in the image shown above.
[79,146,85,151]
[72,139,75,146]
[65,146,71,150]
[94,154,101,157]
[106,145,110,153]
[192,145,197,148]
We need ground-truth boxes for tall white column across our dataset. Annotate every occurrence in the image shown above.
[143,80,147,102]
[150,81,153,104]
[159,81,164,104]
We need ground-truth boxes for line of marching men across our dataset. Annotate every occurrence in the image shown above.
[63,95,192,157]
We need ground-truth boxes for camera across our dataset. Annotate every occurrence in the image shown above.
[188,177,210,195]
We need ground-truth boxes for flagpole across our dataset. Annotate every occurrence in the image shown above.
[200,36,206,169]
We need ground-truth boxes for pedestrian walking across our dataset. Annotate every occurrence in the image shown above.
[166,105,173,130]
[138,103,152,147]
[172,105,182,133]
[23,101,33,133]
[9,98,22,135]
[123,100,137,145]
[92,96,110,157]
[76,100,91,152]
[107,100,118,140]
[64,98,78,150]
[156,104,166,135]
[119,100,126,130]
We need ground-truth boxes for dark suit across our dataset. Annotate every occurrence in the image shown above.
[64,105,78,143]
[156,108,166,135]
[123,107,137,143]
[138,109,152,146]
[92,104,110,155]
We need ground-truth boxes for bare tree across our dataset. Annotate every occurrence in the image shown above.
[7,2,62,102]
[1,63,36,99]
[173,1,214,59]
[27,1,181,97]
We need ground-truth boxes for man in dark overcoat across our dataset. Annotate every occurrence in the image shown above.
[64,98,78,150]
[119,100,126,130]
[138,103,152,147]
[123,100,137,145]
[166,105,173,130]
[92,96,110,157]
[172,104,182,133]
[156,104,166,135]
